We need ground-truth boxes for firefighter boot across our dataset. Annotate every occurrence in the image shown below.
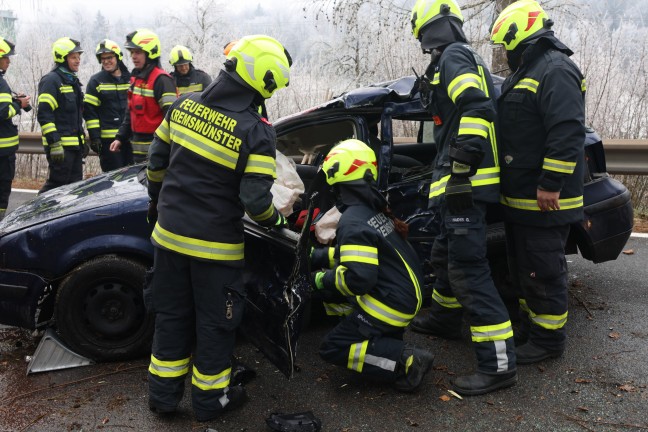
[409,311,462,340]
[394,346,435,393]
[451,370,517,396]
[195,386,248,422]
[516,341,563,365]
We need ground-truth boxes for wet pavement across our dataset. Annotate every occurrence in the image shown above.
[1,237,647,432]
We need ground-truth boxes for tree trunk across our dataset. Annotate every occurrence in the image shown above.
[492,0,517,77]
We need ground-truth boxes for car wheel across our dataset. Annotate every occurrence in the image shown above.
[55,255,154,362]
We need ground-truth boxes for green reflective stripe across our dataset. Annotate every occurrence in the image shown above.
[152,223,244,261]
[458,116,489,138]
[323,302,354,317]
[170,122,239,170]
[178,84,203,94]
[41,122,57,134]
[529,310,568,330]
[489,122,498,166]
[500,195,583,211]
[357,294,414,327]
[132,87,154,97]
[514,78,539,93]
[38,93,58,110]
[147,168,166,183]
[431,72,440,85]
[60,136,81,146]
[448,73,481,103]
[328,247,336,268]
[84,94,101,106]
[0,93,12,103]
[249,203,275,222]
[60,85,74,93]
[160,92,177,107]
[192,366,231,391]
[334,266,354,296]
[96,83,130,92]
[347,340,368,372]
[244,154,277,177]
[471,321,514,342]
[132,140,151,155]
[340,245,378,265]
[395,248,422,312]
[581,79,587,92]
[542,157,576,174]
[155,119,170,143]
[519,298,530,313]
[86,119,100,129]
[0,135,19,148]
[429,167,499,199]
[148,354,190,378]
[432,289,462,309]
[100,128,118,139]
[478,65,490,98]
[7,105,16,119]
[404,355,414,374]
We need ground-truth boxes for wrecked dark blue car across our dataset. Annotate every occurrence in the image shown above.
[0,76,633,377]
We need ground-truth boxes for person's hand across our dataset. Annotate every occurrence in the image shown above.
[90,138,102,154]
[109,139,122,152]
[49,141,64,163]
[147,200,158,227]
[536,189,561,212]
[310,271,326,290]
[445,175,473,214]
[16,94,31,110]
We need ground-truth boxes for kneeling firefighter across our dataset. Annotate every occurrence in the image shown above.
[311,139,434,392]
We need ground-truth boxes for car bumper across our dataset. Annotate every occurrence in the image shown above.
[0,269,52,329]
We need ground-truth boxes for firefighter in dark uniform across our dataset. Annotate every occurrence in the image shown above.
[110,29,177,163]
[408,0,517,395]
[146,35,291,422]
[491,0,586,364]
[0,37,30,220]
[37,37,86,194]
[169,45,212,95]
[312,139,434,392]
[83,39,132,172]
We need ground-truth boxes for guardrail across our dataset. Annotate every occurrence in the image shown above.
[16,132,648,175]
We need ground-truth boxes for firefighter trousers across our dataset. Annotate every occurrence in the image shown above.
[505,222,570,352]
[98,138,133,172]
[148,247,246,419]
[0,153,15,211]
[39,147,83,194]
[320,311,407,382]
[429,201,516,373]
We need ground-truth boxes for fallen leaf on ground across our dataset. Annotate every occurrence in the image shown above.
[575,378,592,384]
[447,390,463,400]
[406,418,419,427]
[609,331,621,339]
[439,394,451,402]
[577,406,589,412]
[618,384,636,392]
[622,249,634,255]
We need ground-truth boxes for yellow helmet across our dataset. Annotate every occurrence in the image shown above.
[0,37,15,58]
[169,45,193,66]
[95,39,123,63]
[52,37,83,63]
[410,0,463,40]
[491,0,552,51]
[124,29,161,59]
[224,35,291,99]
[323,139,378,186]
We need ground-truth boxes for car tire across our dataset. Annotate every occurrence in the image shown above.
[55,255,154,362]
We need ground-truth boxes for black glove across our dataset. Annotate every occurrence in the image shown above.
[147,200,158,227]
[90,138,102,154]
[445,175,473,215]
[82,141,90,158]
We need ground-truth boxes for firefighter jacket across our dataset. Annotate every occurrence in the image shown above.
[497,35,585,227]
[318,187,424,329]
[83,63,131,141]
[0,71,20,156]
[171,65,212,95]
[37,67,84,148]
[116,63,177,157]
[146,70,283,267]
[425,42,499,207]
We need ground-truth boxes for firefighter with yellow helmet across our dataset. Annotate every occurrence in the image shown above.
[83,39,132,172]
[311,139,434,392]
[491,0,586,364]
[146,35,291,422]
[110,29,177,162]
[0,37,30,220]
[408,0,517,395]
[37,37,85,193]
[169,45,212,94]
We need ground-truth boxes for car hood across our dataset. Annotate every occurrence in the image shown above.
[0,164,147,236]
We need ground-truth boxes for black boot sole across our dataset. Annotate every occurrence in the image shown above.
[452,374,518,396]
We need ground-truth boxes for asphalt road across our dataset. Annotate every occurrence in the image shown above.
[1,191,647,432]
